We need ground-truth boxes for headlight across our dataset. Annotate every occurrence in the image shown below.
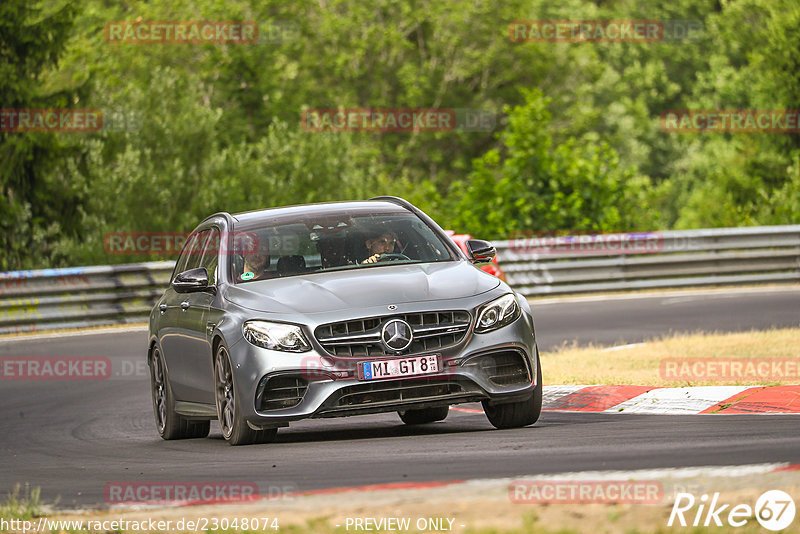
[243,321,311,352]
[475,294,520,333]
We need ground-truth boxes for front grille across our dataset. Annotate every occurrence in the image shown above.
[257,375,308,411]
[335,378,463,407]
[466,351,531,386]
[315,311,471,357]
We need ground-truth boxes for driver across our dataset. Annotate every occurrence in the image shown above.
[362,230,397,264]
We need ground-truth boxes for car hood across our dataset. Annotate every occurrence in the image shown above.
[223,261,500,315]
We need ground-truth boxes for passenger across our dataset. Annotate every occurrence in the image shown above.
[238,234,274,281]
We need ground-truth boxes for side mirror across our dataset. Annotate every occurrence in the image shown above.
[173,267,211,293]
[466,239,496,264]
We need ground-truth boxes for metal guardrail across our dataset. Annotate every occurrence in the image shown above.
[1,226,798,333]
[495,225,800,296]
[0,262,174,334]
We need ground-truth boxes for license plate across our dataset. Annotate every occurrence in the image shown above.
[359,355,439,380]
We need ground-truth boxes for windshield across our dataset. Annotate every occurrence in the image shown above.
[230,207,456,283]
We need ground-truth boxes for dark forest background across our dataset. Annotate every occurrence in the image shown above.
[2,0,798,269]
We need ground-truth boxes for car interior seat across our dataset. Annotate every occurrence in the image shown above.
[346,230,370,264]
[276,255,307,276]
[317,236,350,268]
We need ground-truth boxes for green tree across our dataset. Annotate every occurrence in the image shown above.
[661,0,800,227]
[446,89,648,239]
[0,0,83,269]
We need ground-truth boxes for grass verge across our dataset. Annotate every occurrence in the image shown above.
[541,327,800,386]
[0,484,43,521]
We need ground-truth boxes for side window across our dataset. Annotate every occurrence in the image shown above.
[184,230,210,272]
[172,231,202,281]
[199,228,220,285]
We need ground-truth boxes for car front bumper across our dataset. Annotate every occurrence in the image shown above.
[227,311,539,428]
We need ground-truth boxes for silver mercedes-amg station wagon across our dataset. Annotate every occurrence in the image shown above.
[148,197,542,445]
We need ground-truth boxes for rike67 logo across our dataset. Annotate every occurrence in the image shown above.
[669,490,796,531]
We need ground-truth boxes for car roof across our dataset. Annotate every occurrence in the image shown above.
[230,200,409,225]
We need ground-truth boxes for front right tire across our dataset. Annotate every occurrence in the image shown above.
[214,343,277,446]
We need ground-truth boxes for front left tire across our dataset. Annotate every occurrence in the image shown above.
[483,349,543,429]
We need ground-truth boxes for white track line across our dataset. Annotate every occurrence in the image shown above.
[0,325,148,343]
[542,385,588,408]
[608,386,753,414]
[601,343,646,352]
[466,462,793,485]
[530,285,800,305]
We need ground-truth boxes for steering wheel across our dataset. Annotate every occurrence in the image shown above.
[376,253,411,262]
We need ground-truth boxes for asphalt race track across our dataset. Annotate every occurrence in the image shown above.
[1,287,798,508]
[531,286,800,350]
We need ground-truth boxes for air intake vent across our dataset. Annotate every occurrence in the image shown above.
[467,351,531,386]
[258,375,308,411]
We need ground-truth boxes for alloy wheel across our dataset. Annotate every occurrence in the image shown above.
[151,348,167,433]
[215,346,236,439]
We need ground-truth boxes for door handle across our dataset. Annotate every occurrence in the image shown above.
[180,301,190,311]
[159,304,167,313]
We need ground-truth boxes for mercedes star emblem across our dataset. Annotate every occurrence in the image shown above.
[381,319,413,352]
